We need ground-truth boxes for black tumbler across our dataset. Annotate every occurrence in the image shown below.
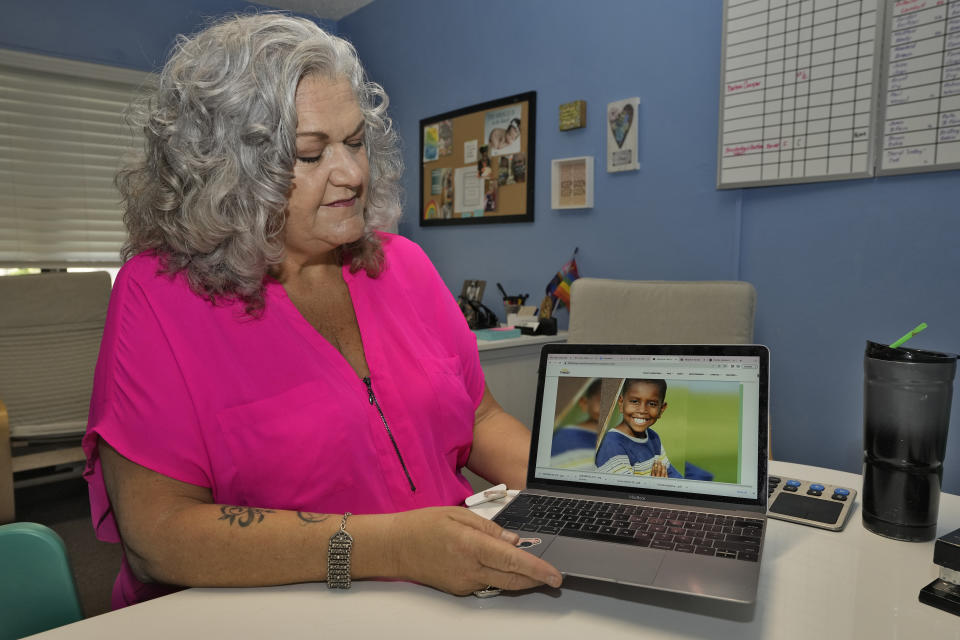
[862,340,958,541]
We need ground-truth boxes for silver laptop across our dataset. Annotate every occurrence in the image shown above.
[493,343,770,604]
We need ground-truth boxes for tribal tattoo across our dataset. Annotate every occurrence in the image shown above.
[218,505,275,527]
[296,511,331,524]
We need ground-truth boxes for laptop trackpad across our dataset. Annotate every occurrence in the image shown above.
[542,537,665,585]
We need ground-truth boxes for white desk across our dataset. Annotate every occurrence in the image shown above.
[29,461,960,639]
[476,331,567,429]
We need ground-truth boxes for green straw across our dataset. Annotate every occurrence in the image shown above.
[890,322,928,349]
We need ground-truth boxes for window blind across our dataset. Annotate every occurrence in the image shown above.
[0,49,154,267]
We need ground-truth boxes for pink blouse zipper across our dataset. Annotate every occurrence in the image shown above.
[363,376,416,493]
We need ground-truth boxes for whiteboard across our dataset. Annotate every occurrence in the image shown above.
[878,0,960,175]
[718,0,885,188]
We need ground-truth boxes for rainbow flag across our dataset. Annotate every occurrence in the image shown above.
[545,249,580,309]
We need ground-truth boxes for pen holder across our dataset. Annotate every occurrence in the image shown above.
[502,294,528,319]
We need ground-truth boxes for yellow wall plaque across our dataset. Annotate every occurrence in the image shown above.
[558,100,587,131]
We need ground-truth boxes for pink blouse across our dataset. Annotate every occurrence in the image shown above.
[82,234,484,608]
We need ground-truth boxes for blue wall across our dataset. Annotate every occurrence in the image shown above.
[0,0,335,71]
[6,0,959,493]
[340,0,960,493]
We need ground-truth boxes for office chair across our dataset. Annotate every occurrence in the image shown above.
[0,522,83,639]
[567,278,756,345]
[0,271,111,523]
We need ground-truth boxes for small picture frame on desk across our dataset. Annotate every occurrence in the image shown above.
[551,156,594,210]
[459,280,485,303]
[458,280,497,330]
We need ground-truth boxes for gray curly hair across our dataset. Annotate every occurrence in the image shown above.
[117,13,403,311]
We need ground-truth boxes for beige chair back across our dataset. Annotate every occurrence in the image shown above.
[567,278,756,345]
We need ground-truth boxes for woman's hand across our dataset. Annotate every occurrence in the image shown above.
[389,506,562,595]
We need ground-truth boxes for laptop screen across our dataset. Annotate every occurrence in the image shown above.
[528,344,769,506]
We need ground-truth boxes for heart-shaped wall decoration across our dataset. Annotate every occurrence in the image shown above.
[609,104,634,149]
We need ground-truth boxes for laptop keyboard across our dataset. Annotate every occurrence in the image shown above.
[493,493,763,561]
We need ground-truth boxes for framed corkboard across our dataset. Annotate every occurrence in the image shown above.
[419,91,536,227]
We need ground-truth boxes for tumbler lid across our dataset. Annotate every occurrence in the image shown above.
[866,340,959,363]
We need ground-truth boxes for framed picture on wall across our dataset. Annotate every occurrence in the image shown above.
[551,156,594,209]
[606,97,640,173]
[419,92,536,226]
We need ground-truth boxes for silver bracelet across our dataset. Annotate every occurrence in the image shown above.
[327,512,353,589]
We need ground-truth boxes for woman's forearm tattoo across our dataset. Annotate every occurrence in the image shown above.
[296,511,331,524]
[218,505,275,527]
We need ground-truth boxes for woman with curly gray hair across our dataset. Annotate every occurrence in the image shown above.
[83,13,560,609]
